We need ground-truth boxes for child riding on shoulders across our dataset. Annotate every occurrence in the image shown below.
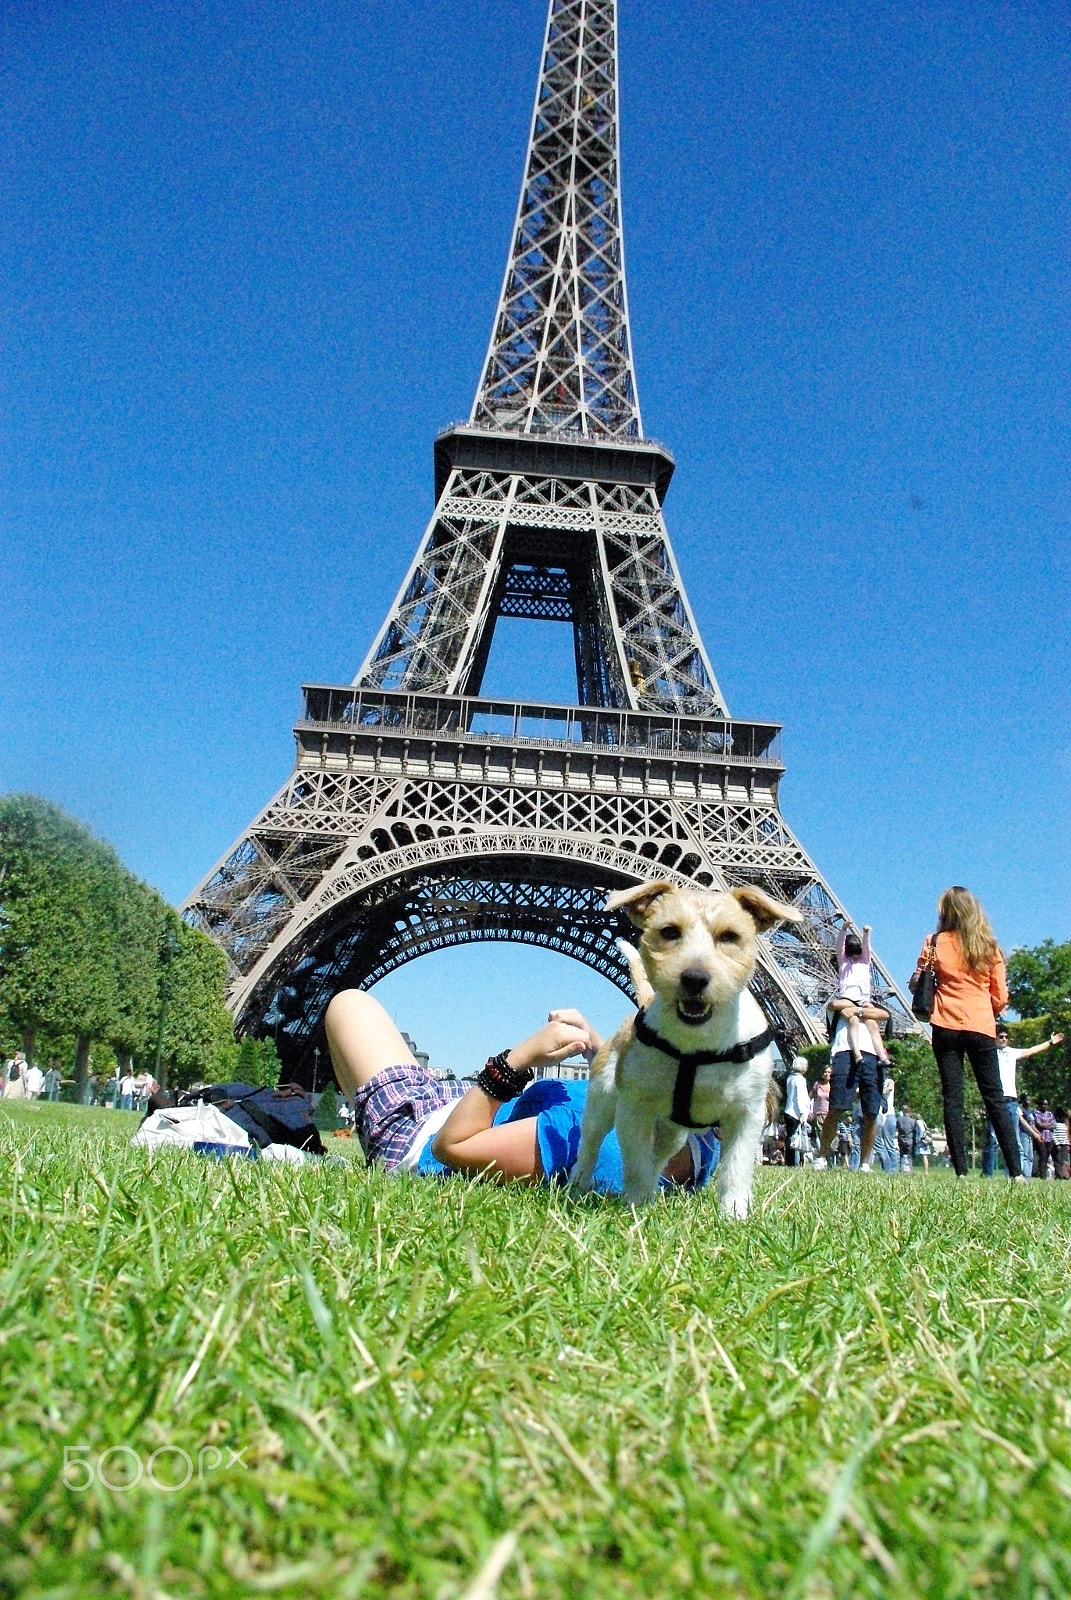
[827,919,893,1069]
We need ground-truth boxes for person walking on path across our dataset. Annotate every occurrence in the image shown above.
[982,1024,1063,1176]
[784,1057,812,1167]
[913,886,1023,1180]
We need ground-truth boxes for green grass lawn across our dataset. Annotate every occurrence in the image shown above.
[2,1104,1070,1599]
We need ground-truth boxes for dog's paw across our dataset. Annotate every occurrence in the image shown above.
[719,1190,751,1221]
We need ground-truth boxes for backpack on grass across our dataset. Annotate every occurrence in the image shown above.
[193,1082,326,1156]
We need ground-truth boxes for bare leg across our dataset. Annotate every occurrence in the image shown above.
[858,1113,878,1165]
[847,1011,863,1062]
[324,990,417,1098]
[861,1006,892,1064]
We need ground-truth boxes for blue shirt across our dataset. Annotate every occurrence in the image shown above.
[417,1077,719,1191]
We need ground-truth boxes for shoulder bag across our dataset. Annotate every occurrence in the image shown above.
[909,930,940,1022]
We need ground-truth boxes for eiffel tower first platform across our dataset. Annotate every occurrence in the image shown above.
[184,0,914,1074]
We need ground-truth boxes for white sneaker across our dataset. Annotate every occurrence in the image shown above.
[812,1156,828,1171]
[859,1162,873,1173]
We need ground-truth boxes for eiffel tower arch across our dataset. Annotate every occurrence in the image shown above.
[184,0,915,1072]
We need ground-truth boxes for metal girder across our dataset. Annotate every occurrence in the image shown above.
[356,471,727,715]
[471,0,640,439]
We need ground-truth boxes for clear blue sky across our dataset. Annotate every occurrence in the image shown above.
[3,0,1068,1072]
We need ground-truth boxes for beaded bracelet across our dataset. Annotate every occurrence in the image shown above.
[473,1050,533,1102]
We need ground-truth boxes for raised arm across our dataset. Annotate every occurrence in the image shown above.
[1015,1031,1065,1061]
[861,925,872,964]
[431,1013,599,1181]
[836,925,847,966]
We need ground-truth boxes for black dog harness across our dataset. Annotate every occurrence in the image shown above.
[633,1008,774,1129]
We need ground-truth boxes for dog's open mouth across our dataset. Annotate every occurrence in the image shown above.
[676,998,712,1026]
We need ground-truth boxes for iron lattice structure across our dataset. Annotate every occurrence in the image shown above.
[184,0,915,1075]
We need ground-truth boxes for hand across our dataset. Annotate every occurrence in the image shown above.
[863,924,872,935]
[507,1018,593,1076]
[1051,1033,1065,1047]
[547,1009,603,1058]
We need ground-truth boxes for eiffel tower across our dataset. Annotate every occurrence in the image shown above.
[184,0,914,1074]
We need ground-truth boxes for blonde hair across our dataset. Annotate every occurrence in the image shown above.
[937,886,1001,973]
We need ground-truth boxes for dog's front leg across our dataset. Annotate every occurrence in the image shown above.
[714,1099,767,1220]
[571,1066,617,1193]
[616,1103,664,1207]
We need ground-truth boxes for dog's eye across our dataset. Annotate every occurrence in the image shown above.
[716,930,741,944]
[659,925,682,942]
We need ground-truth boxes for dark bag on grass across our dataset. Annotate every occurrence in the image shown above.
[186,1081,325,1156]
[909,931,940,1022]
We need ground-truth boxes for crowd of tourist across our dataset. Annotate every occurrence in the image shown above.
[1,1052,158,1110]
[762,1062,933,1172]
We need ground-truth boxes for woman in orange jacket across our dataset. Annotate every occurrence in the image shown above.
[913,885,1023,1180]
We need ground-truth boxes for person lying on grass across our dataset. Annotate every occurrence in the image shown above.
[325,989,718,1191]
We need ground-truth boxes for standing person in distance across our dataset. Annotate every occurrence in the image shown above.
[1050,1107,1070,1179]
[981,1024,1063,1177]
[810,1063,831,1138]
[1033,1099,1057,1179]
[913,886,1022,1180]
[783,1056,812,1167]
[896,1104,917,1173]
[913,1112,932,1173]
[876,1077,899,1172]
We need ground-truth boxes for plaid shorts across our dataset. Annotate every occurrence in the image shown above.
[352,1064,466,1171]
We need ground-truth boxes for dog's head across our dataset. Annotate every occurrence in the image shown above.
[607,881,804,1026]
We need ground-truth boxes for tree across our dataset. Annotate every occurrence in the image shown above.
[1,794,241,1096]
[1007,941,1071,1020]
[157,918,237,1090]
[313,1081,340,1132]
[0,796,121,1088]
[110,877,166,1066]
[234,1035,281,1089]
[886,1036,945,1131]
[1005,940,1071,1109]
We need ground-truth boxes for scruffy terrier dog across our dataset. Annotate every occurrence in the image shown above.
[571,881,803,1215]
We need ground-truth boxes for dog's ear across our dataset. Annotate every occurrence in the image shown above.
[731,886,804,932]
[606,880,677,926]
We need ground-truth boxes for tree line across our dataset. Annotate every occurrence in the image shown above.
[0,794,244,1092]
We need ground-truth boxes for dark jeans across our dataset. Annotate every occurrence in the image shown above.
[931,1027,1022,1178]
[785,1114,803,1167]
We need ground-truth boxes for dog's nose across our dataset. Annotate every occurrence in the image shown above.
[679,967,709,995]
